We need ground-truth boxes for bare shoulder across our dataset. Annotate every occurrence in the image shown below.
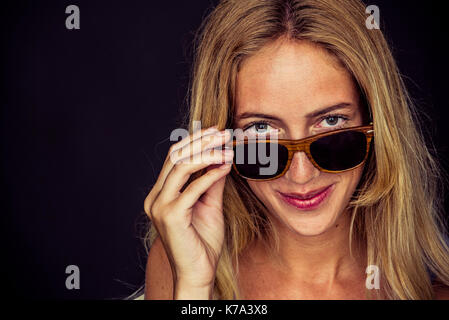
[433,280,449,300]
[144,236,174,300]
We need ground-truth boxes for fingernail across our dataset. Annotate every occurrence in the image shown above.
[204,125,219,135]
[214,130,226,136]
[216,130,233,139]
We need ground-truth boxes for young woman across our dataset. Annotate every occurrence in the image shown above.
[142,0,449,299]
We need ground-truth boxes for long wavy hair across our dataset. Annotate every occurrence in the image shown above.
[144,0,449,299]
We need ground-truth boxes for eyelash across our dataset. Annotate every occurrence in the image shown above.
[317,114,349,128]
[242,114,350,132]
[242,120,272,132]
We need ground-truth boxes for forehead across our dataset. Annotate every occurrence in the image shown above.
[235,39,359,118]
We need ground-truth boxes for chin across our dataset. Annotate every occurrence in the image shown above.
[279,209,341,237]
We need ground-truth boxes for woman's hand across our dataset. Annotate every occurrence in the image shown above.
[144,126,233,299]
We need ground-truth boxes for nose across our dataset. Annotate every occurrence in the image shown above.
[283,151,320,184]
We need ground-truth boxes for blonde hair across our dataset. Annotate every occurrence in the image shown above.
[145,0,449,299]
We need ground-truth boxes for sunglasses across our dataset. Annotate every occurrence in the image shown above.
[229,124,374,181]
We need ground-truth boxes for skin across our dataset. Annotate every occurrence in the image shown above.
[144,37,449,300]
[144,126,233,299]
[233,38,368,299]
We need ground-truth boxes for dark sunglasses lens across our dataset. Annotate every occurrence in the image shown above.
[233,142,289,179]
[310,131,367,171]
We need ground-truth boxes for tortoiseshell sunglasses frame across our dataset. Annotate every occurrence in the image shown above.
[230,123,374,181]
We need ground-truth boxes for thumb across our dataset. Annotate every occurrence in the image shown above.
[200,166,228,209]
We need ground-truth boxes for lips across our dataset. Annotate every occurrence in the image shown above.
[280,185,332,200]
[278,184,333,210]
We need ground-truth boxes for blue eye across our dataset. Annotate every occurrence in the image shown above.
[319,115,348,128]
[253,123,269,132]
[244,121,276,134]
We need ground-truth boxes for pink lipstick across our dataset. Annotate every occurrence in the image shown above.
[279,184,333,211]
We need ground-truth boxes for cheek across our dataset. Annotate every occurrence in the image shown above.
[334,166,364,205]
[247,181,273,205]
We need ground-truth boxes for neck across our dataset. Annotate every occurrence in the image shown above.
[261,210,365,285]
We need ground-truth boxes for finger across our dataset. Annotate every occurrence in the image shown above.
[176,163,232,209]
[199,173,227,210]
[158,148,234,204]
[168,125,219,156]
[158,127,225,194]
[157,130,230,204]
[169,130,231,165]
[144,126,220,217]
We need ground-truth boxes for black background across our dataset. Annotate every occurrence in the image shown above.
[1,0,448,299]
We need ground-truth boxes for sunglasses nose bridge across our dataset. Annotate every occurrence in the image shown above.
[287,141,308,158]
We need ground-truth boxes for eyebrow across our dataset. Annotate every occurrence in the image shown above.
[235,103,353,121]
[305,103,353,118]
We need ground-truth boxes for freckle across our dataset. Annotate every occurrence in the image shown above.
[335,224,339,228]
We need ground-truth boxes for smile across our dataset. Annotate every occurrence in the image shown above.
[278,184,334,211]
